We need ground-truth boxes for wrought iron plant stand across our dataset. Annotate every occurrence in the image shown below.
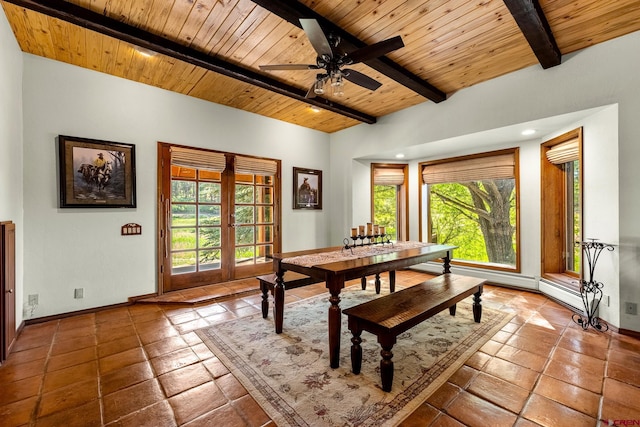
[572,239,615,332]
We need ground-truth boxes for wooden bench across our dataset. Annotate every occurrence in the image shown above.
[342,273,486,392]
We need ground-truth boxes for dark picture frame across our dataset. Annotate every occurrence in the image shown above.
[293,167,322,210]
[57,135,137,208]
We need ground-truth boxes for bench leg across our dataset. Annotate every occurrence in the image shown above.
[260,281,269,319]
[449,303,457,316]
[473,286,483,323]
[274,271,285,334]
[380,345,395,392]
[361,276,367,290]
[375,273,381,294]
[350,329,363,375]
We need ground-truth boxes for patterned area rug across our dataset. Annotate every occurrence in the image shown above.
[197,285,513,426]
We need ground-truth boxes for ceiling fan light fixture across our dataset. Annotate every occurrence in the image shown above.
[331,73,344,97]
[313,78,325,95]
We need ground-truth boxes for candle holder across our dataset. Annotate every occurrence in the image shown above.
[343,234,393,254]
[571,238,615,332]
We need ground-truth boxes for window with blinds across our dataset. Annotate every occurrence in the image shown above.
[371,163,408,241]
[419,148,519,271]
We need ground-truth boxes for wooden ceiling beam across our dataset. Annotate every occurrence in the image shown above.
[503,0,562,69]
[251,0,447,103]
[4,0,376,124]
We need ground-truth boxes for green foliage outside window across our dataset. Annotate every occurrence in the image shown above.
[373,185,397,239]
[429,179,516,268]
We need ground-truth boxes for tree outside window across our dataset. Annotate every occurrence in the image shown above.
[371,164,408,241]
[421,149,519,271]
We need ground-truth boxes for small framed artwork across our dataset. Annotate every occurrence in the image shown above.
[58,135,137,208]
[293,167,322,210]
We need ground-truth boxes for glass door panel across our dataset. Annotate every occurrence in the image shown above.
[169,166,223,277]
[232,172,274,272]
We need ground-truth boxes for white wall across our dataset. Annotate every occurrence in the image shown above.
[21,54,330,318]
[331,32,640,331]
[0,11,24,326]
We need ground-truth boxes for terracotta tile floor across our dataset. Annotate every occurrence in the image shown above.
[1,270,639,426]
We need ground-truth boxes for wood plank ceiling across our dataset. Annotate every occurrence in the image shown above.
[2,0,640,133]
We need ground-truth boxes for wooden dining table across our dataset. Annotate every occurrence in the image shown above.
[269,241,457,368]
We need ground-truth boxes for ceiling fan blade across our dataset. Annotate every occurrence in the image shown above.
[345,35,405,64]
[300,18,333,57]
[259,64,319,70]
[342,69,383,91]
[305,83,317,99]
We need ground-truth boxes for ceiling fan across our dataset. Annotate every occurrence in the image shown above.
[259,19,405,98]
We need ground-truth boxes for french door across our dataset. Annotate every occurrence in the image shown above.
[157,143,281,293]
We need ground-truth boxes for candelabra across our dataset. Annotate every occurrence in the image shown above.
[342,234,393,254]
[572,239,615,332]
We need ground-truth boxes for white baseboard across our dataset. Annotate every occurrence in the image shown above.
[411,263,538,290]
[538,279,584,313]
[412,263,592,319]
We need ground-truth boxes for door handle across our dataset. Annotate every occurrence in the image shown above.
[6,289,12,293]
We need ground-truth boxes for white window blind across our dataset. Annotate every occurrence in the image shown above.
[545,138,579,164]
[235,156,278,176]
[373,167,405,186]
[170,146,226,172]
[422,152,515,184]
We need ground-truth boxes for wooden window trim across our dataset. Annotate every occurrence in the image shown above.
[540,128,583,286]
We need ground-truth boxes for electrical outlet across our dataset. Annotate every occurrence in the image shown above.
[74,288,84,299]
[625,302,638,315]
[28,294,38,305]
[603,294,610,307]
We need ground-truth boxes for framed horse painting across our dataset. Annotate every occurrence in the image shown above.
[293,167,322,210]
[57,135,137,208]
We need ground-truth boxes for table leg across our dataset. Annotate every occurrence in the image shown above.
[274,270,285,334]
[327,277,343,368]
[442,252,452,274]
[375,273,381,294]
[260,281,269,318]
[473,285,483,323]
[361,276,367,290]
[389,271,396,293]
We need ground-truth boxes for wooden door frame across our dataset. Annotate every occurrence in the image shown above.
[1,221,16,364]
[157,143,282,295]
